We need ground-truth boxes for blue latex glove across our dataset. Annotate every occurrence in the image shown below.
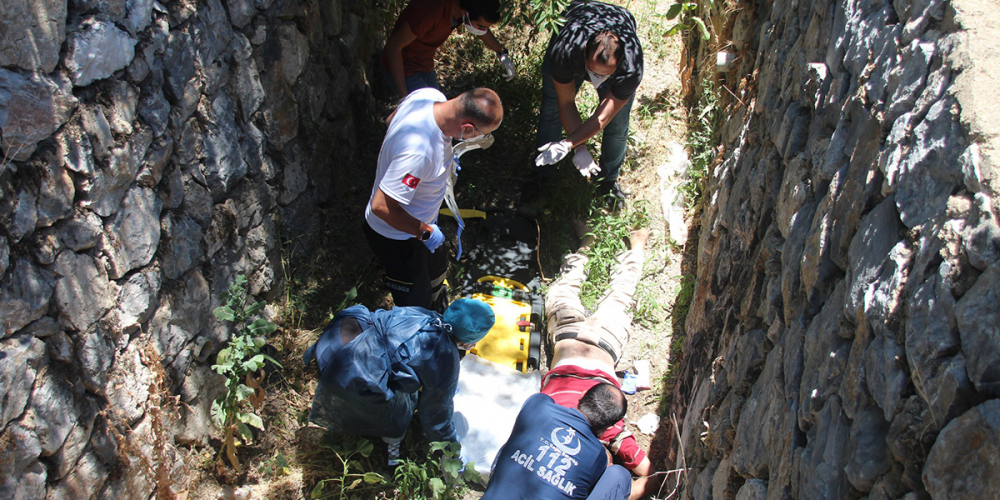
[423,223,445,252]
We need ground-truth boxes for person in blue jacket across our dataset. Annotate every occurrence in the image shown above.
[304,298,495,464]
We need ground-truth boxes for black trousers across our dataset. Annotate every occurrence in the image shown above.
[363,220,449,312]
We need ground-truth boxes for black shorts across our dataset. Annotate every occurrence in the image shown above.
[363,220,449,311]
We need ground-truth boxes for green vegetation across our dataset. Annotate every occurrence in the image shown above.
[663,0,712,40]
[393,441,481,499]
[211,274,283,473]
[306,437,386,499]
[681,77,720,207]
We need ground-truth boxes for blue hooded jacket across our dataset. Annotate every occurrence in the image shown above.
[305,305,460,441]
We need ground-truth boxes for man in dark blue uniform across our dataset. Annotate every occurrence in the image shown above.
[482,383,632,500]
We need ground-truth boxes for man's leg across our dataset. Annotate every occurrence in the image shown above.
[585,465,631,500]
[586,229,648,364]
[597,92,635,189]
[545,221,594,343]
[407,70,440,92]
[536,55,565,180]
[363,221,435,309]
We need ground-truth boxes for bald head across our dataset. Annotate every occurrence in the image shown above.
[458,87,503,132]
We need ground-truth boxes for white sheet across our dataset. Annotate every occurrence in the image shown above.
[452,354,541,480]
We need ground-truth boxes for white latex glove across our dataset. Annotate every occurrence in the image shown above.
[498,50,515,81]
[535,140,573,166]
[572,146,601,178]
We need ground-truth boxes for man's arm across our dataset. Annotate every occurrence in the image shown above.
[371,188,429,238]
[477,29,504,53]
[384,22,419,97]
[562,91,631,149]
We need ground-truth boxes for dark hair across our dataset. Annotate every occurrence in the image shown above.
[458,87,503,129]
[460,0,502,23]
[578,383,627,432]
[585,31,624,67]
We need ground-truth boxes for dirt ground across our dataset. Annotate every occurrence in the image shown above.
[181,0,693,497]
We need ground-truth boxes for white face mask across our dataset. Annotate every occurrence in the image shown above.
[587,68,611,89]
[463,13,488,36]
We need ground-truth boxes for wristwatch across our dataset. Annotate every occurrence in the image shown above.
[419,227,432,241]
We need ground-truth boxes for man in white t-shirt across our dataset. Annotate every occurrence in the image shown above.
[364,87,503,311]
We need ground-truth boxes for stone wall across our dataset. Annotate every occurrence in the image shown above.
[672,0,999,498]
[0,0,375,497]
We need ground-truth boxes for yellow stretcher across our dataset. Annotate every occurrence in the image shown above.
[468,276,542,373]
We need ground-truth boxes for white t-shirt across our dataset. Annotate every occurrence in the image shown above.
[365,88,452,240]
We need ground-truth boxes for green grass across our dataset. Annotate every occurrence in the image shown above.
[680,77,720,207]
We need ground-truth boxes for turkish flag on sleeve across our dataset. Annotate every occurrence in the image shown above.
[402,174,421,188]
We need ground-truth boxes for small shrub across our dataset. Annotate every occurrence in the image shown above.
[394,441,480,500]
[211,274,283,472]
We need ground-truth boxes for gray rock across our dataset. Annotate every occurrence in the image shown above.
[242,120,276,180]
[0,235,7,277]
[105,341,152,424]
[845,405,892,492]
[181,172,213,226]
[227,0,256,28]
[0,69,77,161]
[157,164,184,210]
[799,282,853,427]
[149,269,210,363]
[1,460,47,500]
[70,0,127,19]
[49,396,98,479]
[163,30,197,104]
[799,396,852,499]
[194,0,234,67]
[0,0,66,72]
[955,263,1000,395]
[47,330,74,363]
[29,229,63,266]
[21,316,59,338]
[844,198,904,321]
[4,186,37,242]
[886,39,935,125]
[75,326,116,394]
[160,212,206,280]
[56,121,96,176]
[892,97,966,228]
[124,0,155,34]
[864,333,908,421]
[0,335,46,428]
[138,87,170,138]
[0,259,55,336]
[234,56,265,121]
[731,344,788,477]
[80,105,114,159]
[137,136,174,187]
[103,186,161,279]
[108,81,139,134]
[175,362,226,444]
[905,266,973,421]
[734,479,767,500]
[32,149,75,229]
[202,59,230,96]
[23,367,77,456]
[963,193,1000,270]
[64,20,137,87]
[201,92,247,201]
[80,126,152,217]
[45,451,108,500]
[710,457,732,500]
[0,424,42,482]
[116,268,161,334]
[53,251,115,332]
[55,211,103,252]
[280,146,309,205]
[922,400,1000,499]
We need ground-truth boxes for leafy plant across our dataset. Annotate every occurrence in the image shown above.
[525,0,570,35]
[579,200,658,324]
[664,0,712,40]
[680,77,720,206]
[259,452,291,478]
[393,441,480,500]
[211,274,283,473]
[309,437,385,500]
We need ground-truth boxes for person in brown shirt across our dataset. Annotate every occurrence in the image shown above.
[380,0,515,97]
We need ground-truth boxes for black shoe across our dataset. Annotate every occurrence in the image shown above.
[598,181,628,210]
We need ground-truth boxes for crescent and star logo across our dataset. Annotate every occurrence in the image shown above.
[550,427,582,456]
[402,174,421,188]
